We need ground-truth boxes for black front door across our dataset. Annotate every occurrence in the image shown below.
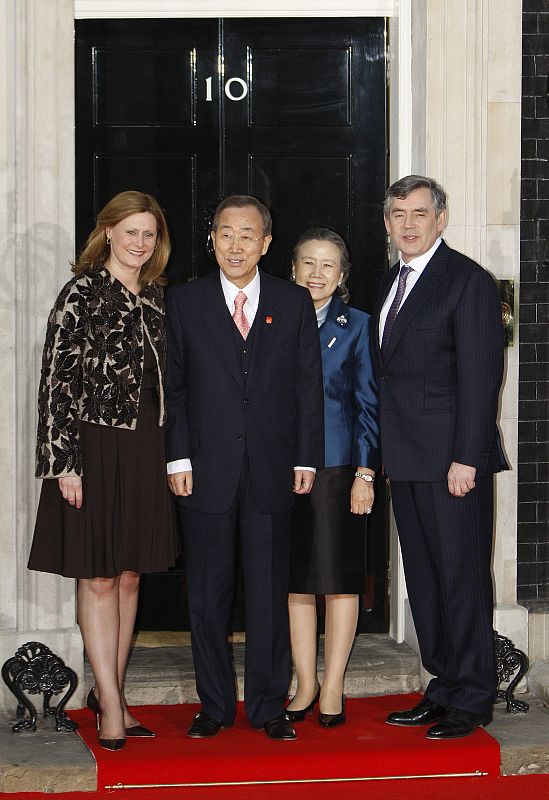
[76,17,389,632]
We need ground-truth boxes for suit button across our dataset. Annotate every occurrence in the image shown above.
[381,376,387,382]
[237,435,245,441]
[243,398,250,405]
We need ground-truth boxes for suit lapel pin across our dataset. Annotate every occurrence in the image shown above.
[265,316,273,324]
[336,314,347,326]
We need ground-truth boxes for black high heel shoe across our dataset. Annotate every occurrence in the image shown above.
[286,686,320,723]
[86,688,126,750]
[319,695,346,727]
[87,688,155,738]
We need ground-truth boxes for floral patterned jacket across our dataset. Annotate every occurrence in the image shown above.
[35,267,167,479]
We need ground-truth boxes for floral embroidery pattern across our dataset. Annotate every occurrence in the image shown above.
[36,268,166,479]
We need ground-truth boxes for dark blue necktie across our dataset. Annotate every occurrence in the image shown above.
[381,264,413,356]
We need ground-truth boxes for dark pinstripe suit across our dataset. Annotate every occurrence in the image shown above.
[165,270,324,727]
[371,240,508,715]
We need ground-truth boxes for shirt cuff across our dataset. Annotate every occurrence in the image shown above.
[167,459,192,474]
[294,466,316,473]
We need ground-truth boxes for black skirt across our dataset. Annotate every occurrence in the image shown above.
[28,338,178,579]
[289,465,366,595]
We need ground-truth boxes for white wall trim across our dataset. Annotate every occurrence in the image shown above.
[74,0,397,18]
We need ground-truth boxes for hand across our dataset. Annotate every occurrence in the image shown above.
[351,469,375,515]
[447,462,476,497]
[168,470,193,496]
[293,469,315,494]
[58,476,83,509]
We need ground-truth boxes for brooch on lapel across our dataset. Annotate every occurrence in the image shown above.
[265,316,273,324]
[336,314,347,327]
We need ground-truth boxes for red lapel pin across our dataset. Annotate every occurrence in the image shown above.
[265,316,273,324]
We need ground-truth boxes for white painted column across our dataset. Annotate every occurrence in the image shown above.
[0,0,83,711]
[399,0,526,666]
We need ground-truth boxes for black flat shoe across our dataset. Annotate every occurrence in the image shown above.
[319,695,346,728]
[286,686,320,722]
[426,708,491,740]
[386,698,448,727]
[187,711,224,738]
[261,714,297,740]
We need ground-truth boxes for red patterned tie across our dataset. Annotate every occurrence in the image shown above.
[233,291,250,340]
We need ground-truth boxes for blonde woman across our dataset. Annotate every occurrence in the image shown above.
[29,191,177,749]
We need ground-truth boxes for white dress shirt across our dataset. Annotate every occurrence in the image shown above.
[167,269,314,475]
[378,238,442,346]
[219,267,260,325]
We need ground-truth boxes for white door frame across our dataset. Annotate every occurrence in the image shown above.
[74,0,413,643]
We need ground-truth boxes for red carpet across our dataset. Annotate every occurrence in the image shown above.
[68,694,500,792]
[8,775,549,800]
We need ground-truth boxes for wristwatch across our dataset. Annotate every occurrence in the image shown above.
[354,471,374,483]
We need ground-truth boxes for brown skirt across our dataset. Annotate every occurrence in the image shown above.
[28,384,178,579]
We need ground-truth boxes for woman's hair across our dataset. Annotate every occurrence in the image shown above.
[72,190,171,286]
[292,227,351,304]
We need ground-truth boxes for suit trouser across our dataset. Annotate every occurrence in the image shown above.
[390,476,496,716]
[180,457,292,728]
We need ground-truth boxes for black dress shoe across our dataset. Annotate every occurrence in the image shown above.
[319,695,345,728]
[286,686,320,722]
[426,708,491,740]
[187,711,224,738]
[386,698,448,727]
[261,714,297,741]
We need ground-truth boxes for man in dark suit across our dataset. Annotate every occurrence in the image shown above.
[371,175,508,740]
[165,195,324,740]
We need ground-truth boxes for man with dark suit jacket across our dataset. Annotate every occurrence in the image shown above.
[165,195,324,740]
[371,175,508,740]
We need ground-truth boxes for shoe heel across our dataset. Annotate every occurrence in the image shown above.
[286,686,320,723]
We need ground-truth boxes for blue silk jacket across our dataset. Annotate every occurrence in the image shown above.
[319,295,380,470]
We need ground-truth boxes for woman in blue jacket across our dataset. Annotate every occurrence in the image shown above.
[287,228,380,727]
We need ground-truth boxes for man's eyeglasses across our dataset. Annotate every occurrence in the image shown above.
[217,233,264,246]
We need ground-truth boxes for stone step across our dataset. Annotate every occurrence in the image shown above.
[101,634,421,706]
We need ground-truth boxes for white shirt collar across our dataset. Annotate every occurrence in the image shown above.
[400,237,442,275]
[219,268,261,315]
[315,298,332,328]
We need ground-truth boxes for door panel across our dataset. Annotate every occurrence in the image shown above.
[94,48,196,126]
[248,48,352,126]
[250,155,351,257]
